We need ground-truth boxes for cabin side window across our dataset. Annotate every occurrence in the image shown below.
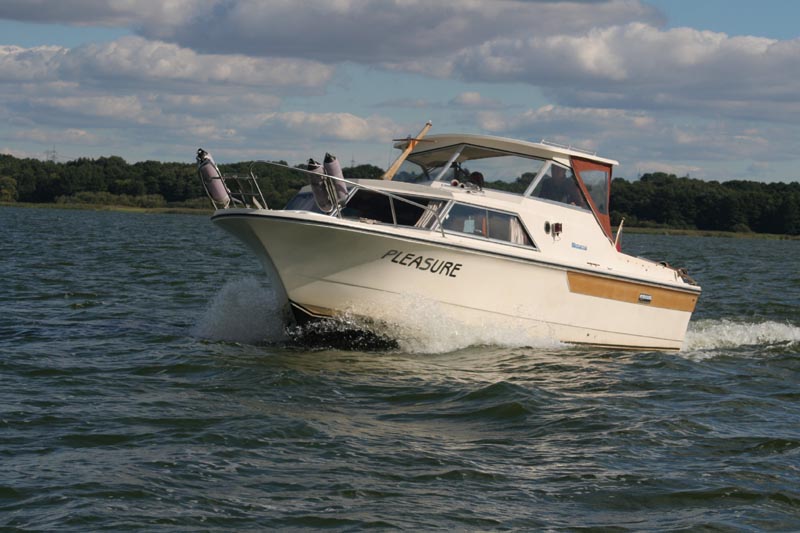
[530,164,590,210]
[442,203,533,247]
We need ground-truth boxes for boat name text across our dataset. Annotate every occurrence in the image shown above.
[381,250,462,278]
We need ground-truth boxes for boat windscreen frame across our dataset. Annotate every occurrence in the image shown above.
[432,145,465,182]
[404,143,547,193]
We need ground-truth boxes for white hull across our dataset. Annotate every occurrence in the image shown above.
[213,210,698,351]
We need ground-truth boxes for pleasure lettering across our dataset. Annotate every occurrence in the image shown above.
[381,250,463,278]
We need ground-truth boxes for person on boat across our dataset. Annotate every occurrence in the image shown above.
[538,166,586,207]
[468,171,484,189]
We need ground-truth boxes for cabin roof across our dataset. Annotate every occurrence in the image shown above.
[397,133,619,167]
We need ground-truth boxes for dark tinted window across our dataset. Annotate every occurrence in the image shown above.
[342,189,432,226]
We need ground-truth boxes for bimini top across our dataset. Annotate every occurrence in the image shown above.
[395,133,619,168]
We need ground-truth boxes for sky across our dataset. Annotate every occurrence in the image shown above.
[1,1,800,182]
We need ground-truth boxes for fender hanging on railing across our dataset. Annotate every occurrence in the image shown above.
[197,148,231,209]
[323,153,349,204]
[308,158,334,213]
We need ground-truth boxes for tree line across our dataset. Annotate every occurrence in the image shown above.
[0,153,383,210]
[611,172,800,235]
[1,154,798,235]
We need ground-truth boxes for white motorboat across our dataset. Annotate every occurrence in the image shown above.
[197,125,700,350]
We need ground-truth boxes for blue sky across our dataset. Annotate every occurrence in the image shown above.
[1,0,799,182]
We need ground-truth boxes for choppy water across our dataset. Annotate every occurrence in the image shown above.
[2,206,799,531]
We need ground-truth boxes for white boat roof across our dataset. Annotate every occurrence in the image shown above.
[398,133,619,167]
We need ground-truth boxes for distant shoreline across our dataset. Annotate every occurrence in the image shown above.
[619,226,800,240]
[1,201,210,216]
[3,201,799,240]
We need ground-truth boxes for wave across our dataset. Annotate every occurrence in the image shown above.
[683,319,800,353]
[331,293,564,354]
[193,277,799,356]
[191,276,288,344]
[193,277,560,353]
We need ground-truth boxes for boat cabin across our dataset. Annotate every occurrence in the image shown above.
[285,134,618,250]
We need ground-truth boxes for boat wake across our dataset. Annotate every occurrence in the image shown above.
[340,293,564,354]
[682,319,800,356]
[192,276,288,344]
[193,277,561,353]
[194,278,798,356]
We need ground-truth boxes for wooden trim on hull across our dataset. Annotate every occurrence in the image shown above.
[567,271,698,312]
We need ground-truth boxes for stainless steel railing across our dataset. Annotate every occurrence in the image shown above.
[247,160,447,237]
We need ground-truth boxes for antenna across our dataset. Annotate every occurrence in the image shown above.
[44,145,58,162]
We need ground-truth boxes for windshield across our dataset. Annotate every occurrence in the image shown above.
[395,144,546,194]
[529,163,590,210]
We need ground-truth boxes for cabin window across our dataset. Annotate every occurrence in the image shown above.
[442,203,533,246]
[400,144,545,194]
[341,189,442,227]
[577,169,609,215]
[530,164,590,210]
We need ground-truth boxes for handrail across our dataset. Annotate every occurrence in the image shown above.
[540,139,597,156]
[219,174,267,209]
[250,160,447,238]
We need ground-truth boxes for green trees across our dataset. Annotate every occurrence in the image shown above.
[610,173,800,235]
[1,151,798,235]
[0,176,17,201]
[0,153,385,212]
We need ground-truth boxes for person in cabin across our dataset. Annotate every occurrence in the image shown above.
[468,171,484,190]
[538,166,586,207]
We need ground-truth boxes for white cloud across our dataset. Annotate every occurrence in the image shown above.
[0,36,336,156]
[450,23,800,122]
[0,37,333,89]
[450,92,504,109]
[1,1,800,181]
[14,127,97,144]
[4,2,799,124]
[477,104,653,137]
[2,3,798,117]
[73,37,332,88]
[0,1,661,62]
[0,45,66,81]
[375,98,434,109]
[0,0,197,27]
[33,95,146,123]
[256,111,397,142]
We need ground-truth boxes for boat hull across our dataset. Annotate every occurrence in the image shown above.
[213,211,698,351]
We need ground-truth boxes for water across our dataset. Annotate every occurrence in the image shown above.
[2,206,799,530]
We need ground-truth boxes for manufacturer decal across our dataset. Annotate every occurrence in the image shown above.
[571,242,588,251]
[381,250,462,278]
